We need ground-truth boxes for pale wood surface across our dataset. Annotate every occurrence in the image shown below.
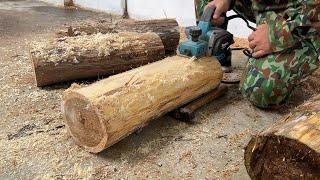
[62,56,223,153]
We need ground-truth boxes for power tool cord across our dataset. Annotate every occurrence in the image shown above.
[226,14,256,58]
[227,14,257,31]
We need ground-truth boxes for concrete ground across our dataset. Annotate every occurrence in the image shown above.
[1,0,319,179]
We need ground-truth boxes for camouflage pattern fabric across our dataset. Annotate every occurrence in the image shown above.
[196,0,211,18]
[239,41,319,108]
[239,0,320,108]
[197,0,320,108]
[197,0,320,53]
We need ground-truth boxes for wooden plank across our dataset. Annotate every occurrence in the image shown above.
[170,84,228,121]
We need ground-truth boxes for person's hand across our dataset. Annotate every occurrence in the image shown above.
[205,0,231,26]
[248,24,273,58]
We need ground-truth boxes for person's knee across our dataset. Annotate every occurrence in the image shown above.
[239,69,291,108]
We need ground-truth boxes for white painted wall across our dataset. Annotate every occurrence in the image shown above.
[40,0,64,6]
[39,0,255,37]
[127,0,197,27]
[74,0,125,15]
[227,11,256,38]
[39,0,125,14]
[127,0,255,37]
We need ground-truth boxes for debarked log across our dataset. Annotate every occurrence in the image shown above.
[62,56,223,153]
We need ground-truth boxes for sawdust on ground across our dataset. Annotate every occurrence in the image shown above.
[1,1,320,179]
[31,32,152,65]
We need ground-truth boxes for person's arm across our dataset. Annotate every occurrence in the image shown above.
[265,2,319,52]
[249,2,319,58]
[205,0,232,25]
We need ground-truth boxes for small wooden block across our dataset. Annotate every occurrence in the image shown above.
[170,84,228,121]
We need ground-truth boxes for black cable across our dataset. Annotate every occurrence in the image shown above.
[231,47,245,50]
[227,14,257,31]
[226,14,256,58]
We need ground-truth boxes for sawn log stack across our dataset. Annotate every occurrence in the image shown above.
[56,19,180,52]
[30,19,180,87]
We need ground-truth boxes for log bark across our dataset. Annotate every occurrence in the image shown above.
[64,0,73,7]
[245,95,320,179]
[30,32,165,87]
[62,56,223,153]
[56,19,180,52]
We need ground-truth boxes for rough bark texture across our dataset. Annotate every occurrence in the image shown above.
[245,95,320,179]
[30,32,165,87]
[64,0,73,7]
[56,19,180,52]
[62,56,223,153]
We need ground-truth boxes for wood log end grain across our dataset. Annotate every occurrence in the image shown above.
[62,87,109,153]
[245,134,320,179]
[245,95,320,179]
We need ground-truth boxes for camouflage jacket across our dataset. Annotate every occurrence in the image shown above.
[232,0,320,54]
[197,0,320,54]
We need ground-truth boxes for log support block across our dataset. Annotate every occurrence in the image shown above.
[170,84,228,121]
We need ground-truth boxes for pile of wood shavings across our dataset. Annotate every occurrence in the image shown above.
[30,32,146,65]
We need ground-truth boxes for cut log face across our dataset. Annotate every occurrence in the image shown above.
[245,95,320,179]
[62,56,223,153]
[30,32,165,86]
[55,19,180,52]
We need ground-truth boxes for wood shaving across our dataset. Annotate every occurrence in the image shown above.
[30,32,148,65]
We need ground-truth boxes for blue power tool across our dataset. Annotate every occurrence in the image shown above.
[178,7,234,71]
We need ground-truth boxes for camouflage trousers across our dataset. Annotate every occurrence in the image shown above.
[238,10,319,108]
[196,0,320,108]
[239,41,319,108]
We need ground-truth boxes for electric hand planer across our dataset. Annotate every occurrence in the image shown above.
[178,6,234,72]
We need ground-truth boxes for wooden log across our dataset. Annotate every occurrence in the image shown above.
[244,95,320,179]
[30,32,165,87]
[62,56,223,153]
[56,19,180,52]
[64,0,74,7]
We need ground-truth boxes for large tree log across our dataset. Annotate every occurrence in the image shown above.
[56,19,180,52]
[245,95,320,179]
[62,56,223,153]
[30,32,165,87]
